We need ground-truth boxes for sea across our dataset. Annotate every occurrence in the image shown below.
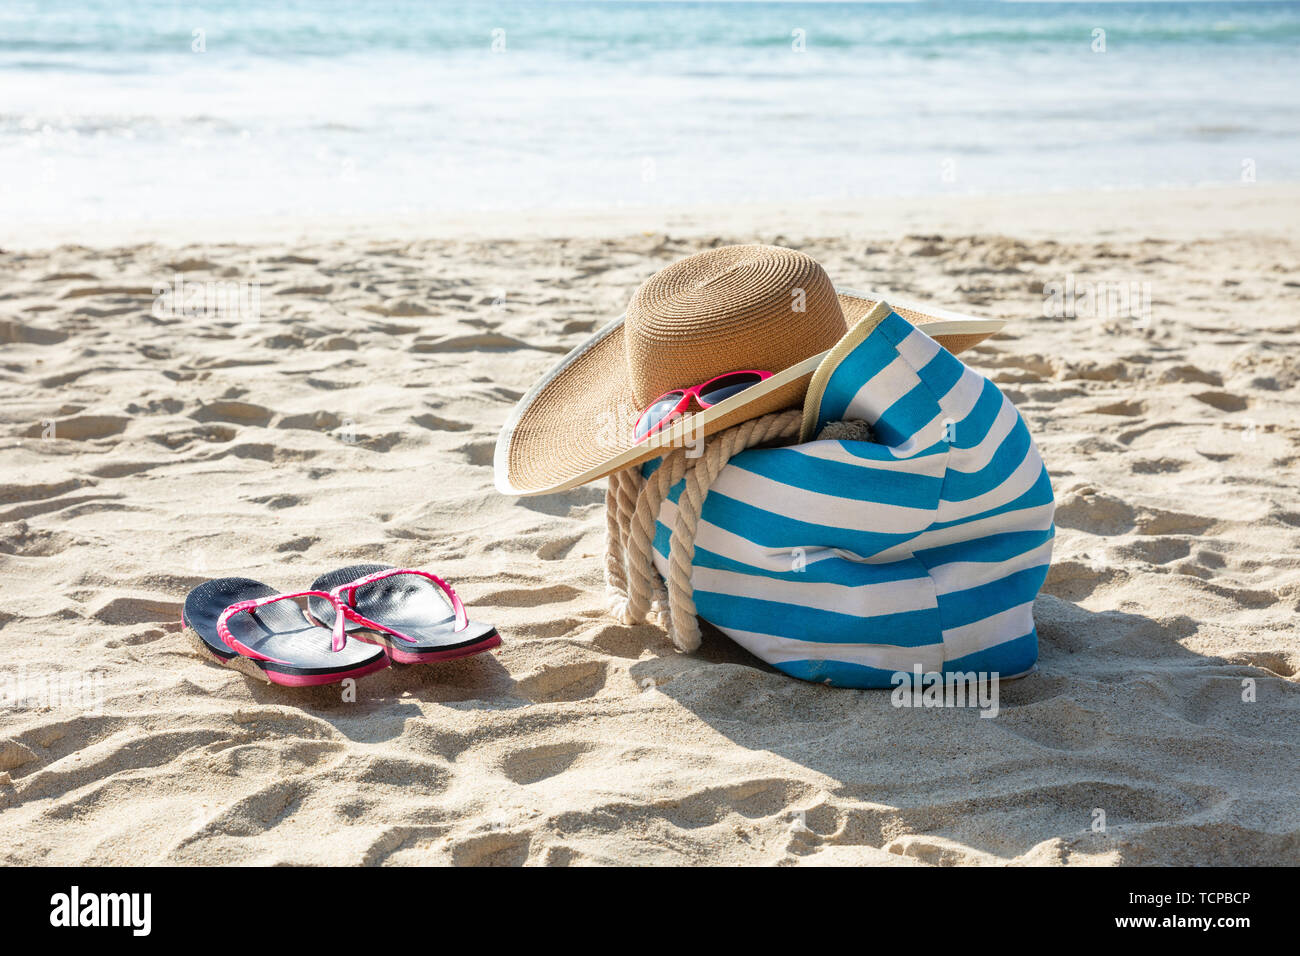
[2,0,1298,231]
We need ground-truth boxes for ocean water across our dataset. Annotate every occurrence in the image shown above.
[2,0,1298,230]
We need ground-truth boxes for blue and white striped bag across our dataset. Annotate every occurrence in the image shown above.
[646,302,1055,688]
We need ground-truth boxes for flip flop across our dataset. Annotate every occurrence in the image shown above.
[182,577,389,687]
[307,564,501,664]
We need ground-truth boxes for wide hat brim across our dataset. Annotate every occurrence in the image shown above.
[494,289,1005,497]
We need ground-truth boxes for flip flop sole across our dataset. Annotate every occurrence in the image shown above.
[182,577,388,687]
[180,616,390,686]
[308,564,501,664]
[351,625,501,664]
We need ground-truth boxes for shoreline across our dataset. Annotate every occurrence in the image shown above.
[8,183,1300,252]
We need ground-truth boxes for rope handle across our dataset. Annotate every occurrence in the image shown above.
[605,408,802,652]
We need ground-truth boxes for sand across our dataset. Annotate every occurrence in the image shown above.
[1,186,1298,865]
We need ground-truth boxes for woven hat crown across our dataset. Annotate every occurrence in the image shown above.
[623,245,847,407]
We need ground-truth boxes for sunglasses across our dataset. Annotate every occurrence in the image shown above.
[633,369,772,442]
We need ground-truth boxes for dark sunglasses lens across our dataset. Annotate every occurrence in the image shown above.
[635,392,685,439]
[698,372,764,406]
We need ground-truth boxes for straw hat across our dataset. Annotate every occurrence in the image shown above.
[495,244,1003,497]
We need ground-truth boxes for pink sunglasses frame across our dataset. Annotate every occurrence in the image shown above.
[633,369,772,443]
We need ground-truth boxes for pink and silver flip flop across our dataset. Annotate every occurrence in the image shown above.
[182,577,390,686]
[307,564,501,665]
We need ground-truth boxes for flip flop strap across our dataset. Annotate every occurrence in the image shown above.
[329,567,470,638]
[217,589,357,658]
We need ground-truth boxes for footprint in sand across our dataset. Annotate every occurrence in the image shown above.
[585,623,650,659]
[361,299,433,317]
[1230,651,1296,678]
[455,439,496,467]
[312,335,356,351]
[1192,391,1249,412]
[272,284,333,296]
[1041,560,1124,602]
[92,595,181,625]
[669,778,815,829]
[72,304,138,318]
[0,740,38,774]
[449,830,532,866]
[162,258,220,271]
[22,415,128,441]
[0,478,87,505]
[1133,506,1214,536]
[0,318,67,345]
[276,410,342,431]
[274,535,318,553]
[1192,580,1278,609]
[535,533,584,561]
[1019,385,1087,405]
[303,376,352,391]
[409,413,473,433]
[413,332,567,354]
[515,486,605,515]
[1113,537,1192,565]
[1158,364,1223,386]
[501,741,594,785]
[1054,488,1135,534]
[475,585,581,607]
[150,424,236,449]
[1057,359,1127,382]
[247,492,301,511]
[1274,510,1300,528]
[190,400,274,427]
[886,835,990,865]
[1129,456,1188,474]
[992,369,1047,385]
[1092,399,1146,417]
[348,431,405,453]
[538,845,583,865]
[501,616,587,641]
[0,522,79,557]
[514,660,608,703]
[999,698,1108,751]
[1116,420,1197,446]
[59,284,154,300]
[38,271,98,282]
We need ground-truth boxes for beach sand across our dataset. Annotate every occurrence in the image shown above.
[1,186,1298,865]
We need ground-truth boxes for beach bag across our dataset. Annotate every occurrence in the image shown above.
[644,304,1055,687]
